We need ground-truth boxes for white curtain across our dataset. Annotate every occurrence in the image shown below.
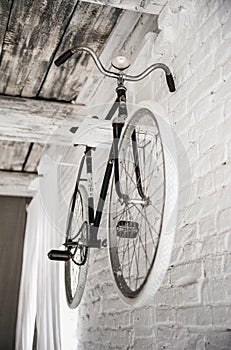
[16,155,79,350]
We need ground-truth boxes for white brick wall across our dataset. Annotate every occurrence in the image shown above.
[75,1,231,349]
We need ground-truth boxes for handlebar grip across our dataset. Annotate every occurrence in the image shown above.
[54,49,74,66]
[166,73,176,92]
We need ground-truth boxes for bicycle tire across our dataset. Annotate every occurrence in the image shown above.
[108,100,178,307]
[65,183,89,309]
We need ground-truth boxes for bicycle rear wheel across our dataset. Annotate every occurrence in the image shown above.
[65,183,89,309]
[108,103,178,307]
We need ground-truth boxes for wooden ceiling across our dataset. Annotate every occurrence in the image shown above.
[0,0,165,196]
[0,1,122,100]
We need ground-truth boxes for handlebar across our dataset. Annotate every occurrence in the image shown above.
[55,46,176,92]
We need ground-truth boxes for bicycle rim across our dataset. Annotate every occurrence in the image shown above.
[65,184,89,308]
[108,106,177,306]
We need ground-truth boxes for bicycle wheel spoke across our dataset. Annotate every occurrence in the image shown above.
[109,108,166,299]
[65,184,89,309]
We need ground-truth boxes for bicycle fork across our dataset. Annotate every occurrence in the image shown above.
[112,80,148,206]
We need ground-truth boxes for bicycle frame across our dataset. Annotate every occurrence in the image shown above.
[75,79,143,248]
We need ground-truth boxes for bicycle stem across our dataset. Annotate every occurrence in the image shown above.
[54,46,176,92]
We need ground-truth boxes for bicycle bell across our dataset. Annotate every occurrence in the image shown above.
[111,51,131,70]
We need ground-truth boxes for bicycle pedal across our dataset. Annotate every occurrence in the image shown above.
[116,220,139,238]
[48,249,71,261]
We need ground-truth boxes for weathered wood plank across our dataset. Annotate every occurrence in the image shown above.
[0,141,30,171]
[24,143,44,172]
[80,0,167,14]
[39,3,122,101]
[0,0,78,97]
[0,95,84,143]
[0,1,13,55]
[0,171,37,197]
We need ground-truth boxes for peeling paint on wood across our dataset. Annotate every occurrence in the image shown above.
[24,143,45,172]
[0,95,84,143]
[0,0,13,57]
[0,141,30,171]
[0,1,122,101]
[39,3,122,101]
[0,170,36,197]
[0,0,79,97]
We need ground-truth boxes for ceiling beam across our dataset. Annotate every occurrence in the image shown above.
[0,171,37,197]
[0,95,84,143]
[80,0,167,14]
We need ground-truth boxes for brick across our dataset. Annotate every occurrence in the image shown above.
[199,127,217,155]
[212,305,231,326]
[201,234,225,256]
[174,61,192,87]
[203,255,224,277]
[179,182,197,213]
[197,172,215,197]
[110,328,134,348]
[156,325,198,350]
[217,186,231,212]
[223,254,231,273]
[214,163,231,189]
[176,306,212,325]
[224,96,231,119]
[188,68,222,111]
[217,118,231,145]
[205,331,231,350]
[133,307,155,337]
[179,240,203,261]
[101,295,130,313]
[169,244,184,265]
[199,215,216,237]
[133,336,156,350]
[171,99,187,123]
[209,144,227,170]
[187,192,218,219]
[192,153,211,177]
[197,1,222,29]
[156,306,176,324]
[175,221,197,244]
[228,140,231,162]
[194,98,218,124]
[221,16,231,40]
[199,8,221,42]
[195,54,216,85]
[202,276,231,304]
[190,30,221,73]
[211,79,231,106]
[224,232,231,252]
[169,74,197,112]
[217,0,231,25]
[155,283,199,307]
[189,104,224,143]
[170,260,202,286]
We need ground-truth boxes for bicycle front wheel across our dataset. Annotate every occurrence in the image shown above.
[108,103,178,307]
